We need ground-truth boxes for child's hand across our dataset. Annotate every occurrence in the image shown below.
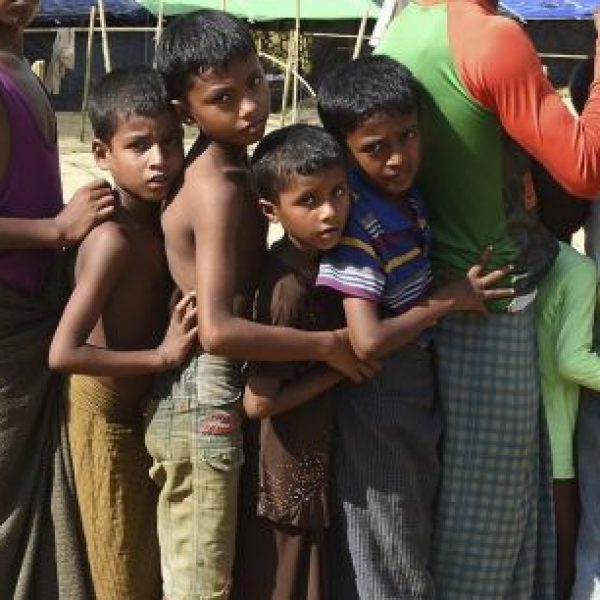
[326,329,381,383]
[437,246,515,314]
[157,291,198,370]
[55,179,115,246]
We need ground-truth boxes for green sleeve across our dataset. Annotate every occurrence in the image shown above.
[555,260,600,390]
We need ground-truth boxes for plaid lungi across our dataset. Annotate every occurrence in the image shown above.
[331,344,441,600]
[432,306,555,600]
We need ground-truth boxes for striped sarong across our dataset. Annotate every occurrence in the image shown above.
[431,307,555,600]
[331,344,441,600]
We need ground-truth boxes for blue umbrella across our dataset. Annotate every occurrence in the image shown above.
[500,1,598,21]
[35,0,151,26]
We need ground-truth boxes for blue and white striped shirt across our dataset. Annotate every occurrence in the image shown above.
[316,169,433,317]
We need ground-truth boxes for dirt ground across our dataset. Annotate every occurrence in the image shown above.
[56,111,585,252]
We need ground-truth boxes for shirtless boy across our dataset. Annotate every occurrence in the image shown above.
[49,67,197,600]
[146,10,373,600]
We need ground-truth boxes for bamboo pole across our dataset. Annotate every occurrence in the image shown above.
[291,0,300,123]
[97,0,111,72]
[353,0,370,59]
[221,0,227,10]
[80,5,96,141]
[280,31,294,128]
[258,51,315,97]
[155,0,164,52]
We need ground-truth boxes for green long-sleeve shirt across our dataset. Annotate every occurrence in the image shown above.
[536,242,599,478]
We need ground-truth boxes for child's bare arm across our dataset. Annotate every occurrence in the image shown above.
[191,181,374,381]
[243,365,344,420]
[345,252,514,361]
[49,225,196,375]
[555,260,600,390]
[0,180,115,250]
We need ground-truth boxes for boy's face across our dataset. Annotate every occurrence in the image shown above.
[261,166,351,255]
[179,53,270,148]
[93,110,184,202]
[345,110,421,200]
[0,0,39,29]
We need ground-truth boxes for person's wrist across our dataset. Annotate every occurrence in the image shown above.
[318,331,337,361]
[49,216,67,249]
[430,293,456,313]
[52,214,72,248]
[155,345,173,372]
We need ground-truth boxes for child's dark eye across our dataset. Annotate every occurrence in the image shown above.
[299,194,318,208]
[214,93,232,105]
[365,142,383,156]
[404,128,418,140]
[332,185,348,199]
[249,75,264,89]
[129,140,150,152]
[165,133,183,147]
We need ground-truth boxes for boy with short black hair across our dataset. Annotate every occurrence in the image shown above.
[317,55,514,599]
[232,124,355,600]
[49,66,197,600]
[148,11,373,600]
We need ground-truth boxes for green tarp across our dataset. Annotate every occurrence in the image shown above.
[135,0,380,21]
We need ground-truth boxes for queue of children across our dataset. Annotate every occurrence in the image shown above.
[3,1,600,600]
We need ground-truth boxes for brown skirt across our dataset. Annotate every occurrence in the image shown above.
[231,420,329,600]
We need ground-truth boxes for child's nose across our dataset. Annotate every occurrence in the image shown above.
[387,152,404,167]
[239,96,259,119]
[320,200,337,220]
[148,144,166,166]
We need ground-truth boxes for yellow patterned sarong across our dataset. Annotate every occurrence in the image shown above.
[66,374,161,600]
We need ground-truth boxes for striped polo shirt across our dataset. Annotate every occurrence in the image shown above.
[316,169,433,317]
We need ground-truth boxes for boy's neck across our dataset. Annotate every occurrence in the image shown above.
[209,137,248,165]
[284,235,320,265]
[0,25,24,56]
[114,186,160,229]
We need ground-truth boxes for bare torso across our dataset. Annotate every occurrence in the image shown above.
[75,218,171,405]
[162,139,267,323]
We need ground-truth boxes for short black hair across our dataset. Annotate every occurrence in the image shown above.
[156,9,256,100]
[88,66,171,143]
[317,55,418,143]
[569,57,594,115]
[251,125,346,203]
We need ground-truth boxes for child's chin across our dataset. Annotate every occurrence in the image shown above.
[317,239,341,253]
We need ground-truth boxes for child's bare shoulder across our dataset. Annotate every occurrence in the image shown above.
[177,158,252,214]
[76,219,131,270]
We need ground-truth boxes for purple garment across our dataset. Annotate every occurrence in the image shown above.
[0,66,62,295]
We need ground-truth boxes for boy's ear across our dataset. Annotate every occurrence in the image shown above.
[92,138,111,171]
[171,99,194,126]
[258,198,280,224]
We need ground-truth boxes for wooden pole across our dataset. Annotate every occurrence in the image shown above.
[292,0,300,123]
[80,5,96,141]
[155,0,164,52]
[258,51,315,97]
[280,31,294,127]
[221,0,227,10]
[353,0,370,59]
[97,0,111,72]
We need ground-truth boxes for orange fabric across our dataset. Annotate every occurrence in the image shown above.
[427,0,600,198]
